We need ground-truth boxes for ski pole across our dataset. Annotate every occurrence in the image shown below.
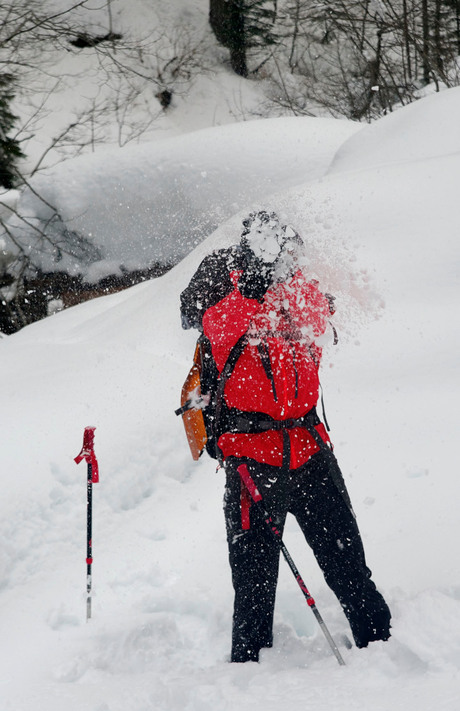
[237,463,346,666]
[74,426,99,621]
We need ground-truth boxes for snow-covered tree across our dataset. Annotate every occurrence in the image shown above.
[269,0,460,120]
[0,74,23,189]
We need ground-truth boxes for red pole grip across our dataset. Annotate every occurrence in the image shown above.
[74,426,99,483]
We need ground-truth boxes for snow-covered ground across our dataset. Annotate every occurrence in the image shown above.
[1,85,460,711]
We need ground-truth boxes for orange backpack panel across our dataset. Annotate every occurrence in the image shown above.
[179,343,208,460]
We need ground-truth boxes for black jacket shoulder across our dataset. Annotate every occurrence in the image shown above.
[180,246,244,330]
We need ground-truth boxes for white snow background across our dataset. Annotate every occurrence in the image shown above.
[1,35,460,711]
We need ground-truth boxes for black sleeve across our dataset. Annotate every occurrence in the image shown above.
[180,249,236,330]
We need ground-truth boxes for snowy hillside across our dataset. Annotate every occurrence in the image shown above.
[12,0,270,174]
[4,0,367,293]
[7,117,360,279]
[1,85,460,711]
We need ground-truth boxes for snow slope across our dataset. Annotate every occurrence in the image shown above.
[5,116,360,279]
[1,88,460,711]
[17,0,260,171]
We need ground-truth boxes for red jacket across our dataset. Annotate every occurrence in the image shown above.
[202,269,333,469]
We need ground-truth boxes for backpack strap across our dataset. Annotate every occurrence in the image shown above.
[213,331,249,464]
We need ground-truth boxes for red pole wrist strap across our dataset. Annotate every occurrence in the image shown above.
[240,480,252,530]
[74,426,99,482]
[238,464,262,530]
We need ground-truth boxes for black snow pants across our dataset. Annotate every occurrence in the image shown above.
[224,448,391,662]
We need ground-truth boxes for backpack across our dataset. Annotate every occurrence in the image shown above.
[175,335,220,460]
[175,330,250,462]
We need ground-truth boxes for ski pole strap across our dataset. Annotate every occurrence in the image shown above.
[74,426,99,483]
[238,463,263,503]
[238,462,263,530]
[240,478,252,530]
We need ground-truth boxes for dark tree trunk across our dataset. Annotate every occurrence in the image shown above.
[209,0,248,77]
[421,0,431,84]
[229,3,248,76]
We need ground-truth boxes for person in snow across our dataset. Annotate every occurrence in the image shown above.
[180,210,391,663]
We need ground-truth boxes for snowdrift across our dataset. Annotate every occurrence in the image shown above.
[4,117,360,280]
